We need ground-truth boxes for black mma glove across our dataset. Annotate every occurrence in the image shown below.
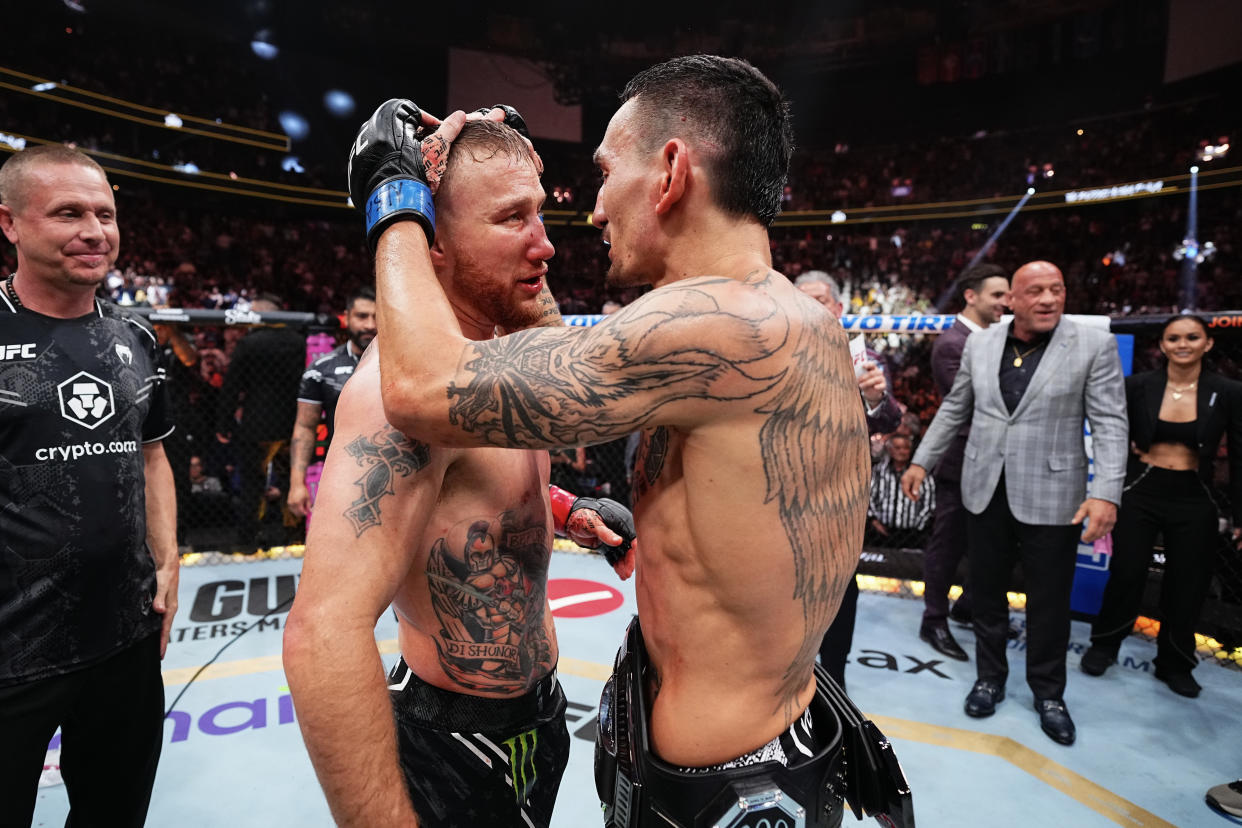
[347,98,437,251]
[472,104,530,138]
[568,496,635,567]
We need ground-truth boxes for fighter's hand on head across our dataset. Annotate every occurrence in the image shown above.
[566,496,636,576]
[472,104,544,175]
[347,99,467,251]
[472,104,528,136]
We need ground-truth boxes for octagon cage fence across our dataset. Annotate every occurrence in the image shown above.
[134,305,1242,671]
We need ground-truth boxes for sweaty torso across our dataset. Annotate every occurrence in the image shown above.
[629,276,870,767]
[396,445,557,697]
[330,348,557,699]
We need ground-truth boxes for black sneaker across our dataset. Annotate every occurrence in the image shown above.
[1155,667,1201,698]
[1080,646,1114,677]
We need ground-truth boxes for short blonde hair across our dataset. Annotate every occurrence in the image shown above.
[0,144,108,212]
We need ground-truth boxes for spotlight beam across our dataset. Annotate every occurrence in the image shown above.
[935,188,1034,309]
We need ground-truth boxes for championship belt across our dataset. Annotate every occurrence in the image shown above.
[594,618,895,828]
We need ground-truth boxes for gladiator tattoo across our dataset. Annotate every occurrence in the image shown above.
[342,426,431,536]
[426,512,553,693]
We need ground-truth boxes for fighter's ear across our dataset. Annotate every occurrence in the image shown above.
[654,138,688,216]
[0,205,17,245]
[428,232,448,269]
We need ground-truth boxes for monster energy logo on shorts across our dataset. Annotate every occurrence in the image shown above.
[504,728,538,803]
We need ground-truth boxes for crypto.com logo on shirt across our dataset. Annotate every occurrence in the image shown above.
[57,371,115,430]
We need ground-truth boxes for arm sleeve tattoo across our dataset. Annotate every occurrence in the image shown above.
[446,278,786,448]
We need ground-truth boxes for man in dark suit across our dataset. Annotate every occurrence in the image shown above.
[919,265,1009,661]
[902,261,1127,746]
[215,295,306,551]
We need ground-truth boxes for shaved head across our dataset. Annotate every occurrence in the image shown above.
[1012,260,1062,290]
[1009,260,1065,339]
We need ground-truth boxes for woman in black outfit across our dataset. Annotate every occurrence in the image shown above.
[1082,315,1242,698]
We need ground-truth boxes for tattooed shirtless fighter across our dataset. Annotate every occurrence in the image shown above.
[282,117,635,828]
[346,57,877,828]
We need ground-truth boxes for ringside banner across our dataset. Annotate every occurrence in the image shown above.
[565,313,1111,333]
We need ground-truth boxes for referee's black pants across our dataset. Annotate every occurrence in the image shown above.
[0,633,164,828]
[967,475,1080,701]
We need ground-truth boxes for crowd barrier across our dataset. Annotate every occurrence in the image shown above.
[133,307,1242,667]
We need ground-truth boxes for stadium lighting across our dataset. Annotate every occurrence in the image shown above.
[323,90,356,118]
[164,113,183,128]
[278,111,310,141]
[251,30,279,60]
[172,162,201,175]
[1199,140,1229,162]
[1027,187,1035,195]
[1190,165,1199,174]
[282,155,305,174]
[1173,239,1216,264]
[31,82,58,92]
[830,210,847,223]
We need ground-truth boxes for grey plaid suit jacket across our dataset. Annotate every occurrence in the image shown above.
[912,317,1128,525]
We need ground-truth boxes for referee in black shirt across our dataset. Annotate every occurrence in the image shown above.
[287,286,377,518]
[0,145,178,826]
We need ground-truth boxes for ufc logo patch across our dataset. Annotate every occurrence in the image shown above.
[1,343,36,360]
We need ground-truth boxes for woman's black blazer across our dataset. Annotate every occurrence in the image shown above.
[1125,368,1242,523]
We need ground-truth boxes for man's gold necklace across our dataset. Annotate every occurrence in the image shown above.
[1011,343,1041,368]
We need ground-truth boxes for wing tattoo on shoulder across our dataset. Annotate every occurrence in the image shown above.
[757,321,870,714]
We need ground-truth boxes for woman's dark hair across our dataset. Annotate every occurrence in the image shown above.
[1160,313,1211,338]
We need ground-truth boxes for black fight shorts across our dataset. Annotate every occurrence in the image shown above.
[388,658,571,828]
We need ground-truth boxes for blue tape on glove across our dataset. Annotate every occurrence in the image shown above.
[365,179,435,243]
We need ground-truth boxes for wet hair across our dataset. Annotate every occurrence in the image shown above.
[621,54,794,226]
[441,119,535,190]
[346,285,375,312]
[954,263,1008,303]
[0,144,108,211]
[1160,313,1210,339]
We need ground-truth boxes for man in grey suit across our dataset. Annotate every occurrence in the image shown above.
[901,260,1127,746]
[919,264,1010,662]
